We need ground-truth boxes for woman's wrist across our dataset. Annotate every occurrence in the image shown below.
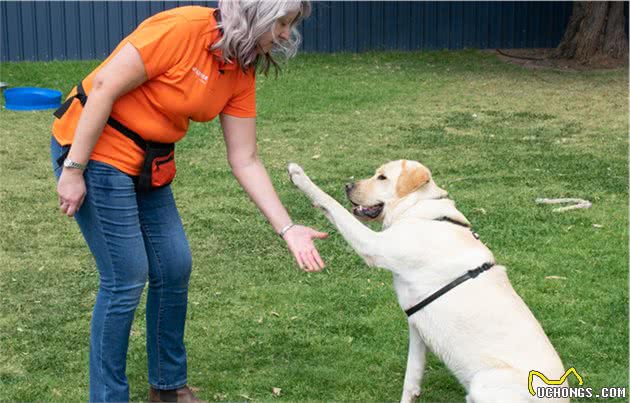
[62,166,86,176]
[278,222,297,238]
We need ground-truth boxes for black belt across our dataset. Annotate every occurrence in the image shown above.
[405,262,495,317]
[54,82,148,151]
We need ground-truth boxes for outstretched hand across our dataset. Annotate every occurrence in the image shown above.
[282,224,328,272]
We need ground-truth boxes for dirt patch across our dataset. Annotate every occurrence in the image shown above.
[489,48,628,71]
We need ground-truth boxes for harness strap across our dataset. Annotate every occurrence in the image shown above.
[53,82,149,151]
[435,215,480,239]
[404,262,495,317]
[435,216,470,228]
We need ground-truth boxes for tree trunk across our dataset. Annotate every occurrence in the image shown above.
[554,1,628,63]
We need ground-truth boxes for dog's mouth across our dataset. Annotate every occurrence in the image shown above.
[349,200,384,219]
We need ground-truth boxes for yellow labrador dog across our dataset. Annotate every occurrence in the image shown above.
[287,160,568,403]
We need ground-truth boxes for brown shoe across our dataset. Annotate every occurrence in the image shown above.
[149,385,205,403]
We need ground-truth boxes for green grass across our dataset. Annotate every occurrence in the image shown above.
[1,50,628,402]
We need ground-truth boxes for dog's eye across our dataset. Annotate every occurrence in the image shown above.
[377,175,387,180]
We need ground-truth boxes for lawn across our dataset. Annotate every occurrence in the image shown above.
[0,50,628,402]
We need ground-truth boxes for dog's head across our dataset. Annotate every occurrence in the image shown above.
[345,160,447,222]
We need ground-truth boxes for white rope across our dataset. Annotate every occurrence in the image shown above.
[535,198,592,212]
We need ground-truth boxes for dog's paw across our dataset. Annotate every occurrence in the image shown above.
[287,162,308,186]
[400,388,421,403]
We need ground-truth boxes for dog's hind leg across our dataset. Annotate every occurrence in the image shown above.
[288,163,383,266]
[400,324,426,403]
[466,368,553,403]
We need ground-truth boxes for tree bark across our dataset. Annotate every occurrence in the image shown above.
[554,1,628,63]
[603,1,628,59]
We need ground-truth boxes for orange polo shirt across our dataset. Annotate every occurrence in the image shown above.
[52,6,256,176]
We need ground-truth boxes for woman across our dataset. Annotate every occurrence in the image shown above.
[50,1,325,402]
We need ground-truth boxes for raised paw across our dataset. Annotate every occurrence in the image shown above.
[287,162,304,179]
[287,162,310,188]
[400,388,421,403]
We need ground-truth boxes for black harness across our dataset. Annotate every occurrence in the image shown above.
[404,217,494,318]
[435,216,480,239]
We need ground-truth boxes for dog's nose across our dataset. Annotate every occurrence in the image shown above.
[345,182,355,193]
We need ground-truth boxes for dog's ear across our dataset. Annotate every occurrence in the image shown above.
[396,161,430,197]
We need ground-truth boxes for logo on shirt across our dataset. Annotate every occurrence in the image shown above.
[192,67,208,83]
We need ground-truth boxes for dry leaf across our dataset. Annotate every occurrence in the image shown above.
[271,311,280,317]
[272,387,282,397]
[257,317,264,324]
[592,224,604,228]
[239,394,253,401]
[545,276,567,280]
[311,154,320,159]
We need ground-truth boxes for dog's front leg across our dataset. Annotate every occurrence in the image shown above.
[288,163,382,266]
[400,324,426,403]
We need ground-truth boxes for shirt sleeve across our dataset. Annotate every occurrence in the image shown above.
[126,12,193,80]
[222,71,256,118]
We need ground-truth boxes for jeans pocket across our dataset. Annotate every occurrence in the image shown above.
[85,161,136,195]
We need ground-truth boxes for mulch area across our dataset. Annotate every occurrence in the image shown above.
[489,48,628,71]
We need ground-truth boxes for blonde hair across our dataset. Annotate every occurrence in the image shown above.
[211,0,311,75]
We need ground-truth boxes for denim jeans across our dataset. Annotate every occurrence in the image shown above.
[51,136,192,402]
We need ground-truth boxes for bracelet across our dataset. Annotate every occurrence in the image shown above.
[278,222,297,238]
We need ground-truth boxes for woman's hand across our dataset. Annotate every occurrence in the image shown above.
[57,169,87,217]
[283,225,328,272]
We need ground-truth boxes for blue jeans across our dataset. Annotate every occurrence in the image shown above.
[51,136,192,402]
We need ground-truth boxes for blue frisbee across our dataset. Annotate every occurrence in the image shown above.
[4,87,62,111]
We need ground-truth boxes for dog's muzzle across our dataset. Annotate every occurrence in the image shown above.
[345,182,384,219]
[350,202,384,219]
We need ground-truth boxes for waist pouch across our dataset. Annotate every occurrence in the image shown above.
[53,82,176,192]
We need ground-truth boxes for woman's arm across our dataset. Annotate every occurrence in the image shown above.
[57,43,147,217]
[220,113,327,272]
